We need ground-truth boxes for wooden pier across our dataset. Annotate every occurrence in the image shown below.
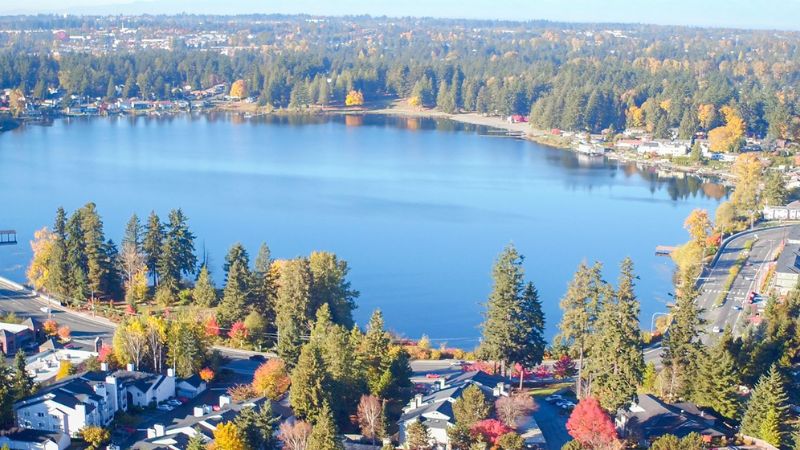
[655,245,676,256]
[0,230,17,246]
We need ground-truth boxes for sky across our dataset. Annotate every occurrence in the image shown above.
[2,0,800,31]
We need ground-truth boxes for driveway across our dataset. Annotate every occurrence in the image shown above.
[531,398,571,450]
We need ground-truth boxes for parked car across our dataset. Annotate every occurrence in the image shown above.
[557,400,576,410]
[167,399,181,407]
[733,306,742,311]
[156,404,174,412]
[711,326,721,333]
[545,394,563,403]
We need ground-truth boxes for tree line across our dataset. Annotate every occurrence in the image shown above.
[4,15,800,141]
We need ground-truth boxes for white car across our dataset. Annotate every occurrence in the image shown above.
[167,399,182,407]
[40,306,49,313]
[156,404,174,412]
[711,326,721,333]
[545,395,563,403]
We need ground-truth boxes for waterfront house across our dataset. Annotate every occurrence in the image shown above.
[616,394,732,446]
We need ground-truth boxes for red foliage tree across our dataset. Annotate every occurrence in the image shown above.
[470,419,512,444]
[566,397,619,449]
[98,344,113,363]
[533,365,552,379]
[553,355,577,379]
[228,321,248,341]
[205,315,220,337]
[463,361,497,375]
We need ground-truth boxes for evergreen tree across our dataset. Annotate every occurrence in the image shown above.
[740,365,789,445]
[0,358,15,427]
[361,310,391,390]
[193,264,218,307]
[251,243,276,322]
[275,258,312,367]
[309,251,359,328]
[587,258,643,411]
[217,260,250,329]
[233,404,280,450]
[122,213,142,251]
[48,207,69,295]
[478,244,525,375]
[661,274,702,401]
[405,421,431,450]
[65,210,89,302]
[143,211,164,286]
[12,349,34,400]
[224,243,250,283]
[557,262,602,398]
[452,384,491,426]
[436,79,456,113]
[185,431,206,450]
[511,281,546,389]
[307,402,344,450]
[693,328,740,420]
[763,171,788,207]
[290,343,330,422]
[163,208,197,279]
[80,202,109,296]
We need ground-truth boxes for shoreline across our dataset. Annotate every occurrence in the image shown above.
[5,100,732,182]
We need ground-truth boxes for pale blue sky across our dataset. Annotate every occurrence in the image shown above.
[2,0,800,31]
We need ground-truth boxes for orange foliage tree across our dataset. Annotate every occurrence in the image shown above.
[199,367,215,383]
[252,359,291,400]
[57,325,71,341]
[43,319,58,336]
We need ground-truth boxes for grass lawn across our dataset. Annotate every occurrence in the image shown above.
[527,382,573,397]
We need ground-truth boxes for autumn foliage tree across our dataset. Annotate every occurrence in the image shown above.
[345,90,364,106]
[252,359,291,400]
[357,394,385,445]
[213,422,247,450]
[708,105,745,152]
[566,397,619,450]
[57,325,71,341]
[80,426,110,450]
[43,319,58,336]
[471,419,512,445]
[495,394,536,428]
[279,421,312,450]
[553,354,577,379]
[199,367,215,383]
[229,79,247,99]
[27,227,56,291]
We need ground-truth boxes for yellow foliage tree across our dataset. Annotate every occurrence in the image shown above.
[127,269,148,306]
[80,426,110,450]
[229,80,247,99]
[683,209,712,245]
[252,359,291,400]
[708,106,745,152]
[27,227,56,291]
[56,360,73,380]
[213,422,246,450]
[345,90,364,106]
[731,153,763,227]
[697,104,716,129]
[659,99,672,112]
[408,95,422,108]
[625,104,644,127]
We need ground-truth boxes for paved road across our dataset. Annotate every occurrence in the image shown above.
[695,226,789,345]
[0,278,114,350]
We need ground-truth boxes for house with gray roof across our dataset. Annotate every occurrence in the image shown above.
[616,394,733,446]
[397,371,510,449]
[0,428,70,450]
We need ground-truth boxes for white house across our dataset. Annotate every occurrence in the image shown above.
[14,365,176,437]
[763,200,800,221]
[0,429,70,450]
[176,374,207,399]
[397,371,510,450]
[636,141,689,157]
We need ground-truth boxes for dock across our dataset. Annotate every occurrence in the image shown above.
[0,230,17,246]
[655,245,676,256]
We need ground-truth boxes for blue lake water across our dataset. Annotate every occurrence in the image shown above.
[0,113,725,347]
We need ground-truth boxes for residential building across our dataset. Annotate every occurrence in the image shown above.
[397,371,511,449]
[14,366,176,437]
[0,322,35,355]
[134,396,294,450]
[0,428,70,450]
[616,394,733,446]
[636,140,689,157]
[763,200,800,221]
[773,226,800,295]
[176,375,207,399]
[26,348,98,383]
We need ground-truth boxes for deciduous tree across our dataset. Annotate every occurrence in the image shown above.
[252,359,291,400]
[279,421,312,450]
[357,395,385,445]
[566,397,619,450]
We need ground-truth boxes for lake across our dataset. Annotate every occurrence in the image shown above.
[0,113,725,347]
